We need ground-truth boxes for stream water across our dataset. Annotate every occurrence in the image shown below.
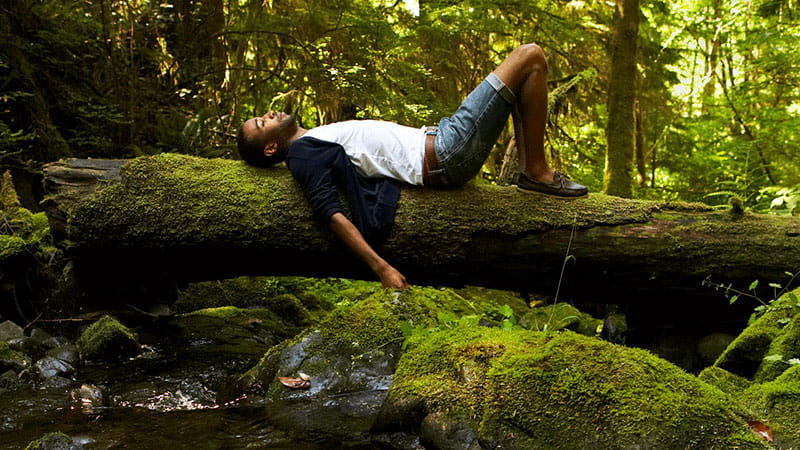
[0,317,384,449]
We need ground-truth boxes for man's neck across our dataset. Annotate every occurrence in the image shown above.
[287,127,308,145]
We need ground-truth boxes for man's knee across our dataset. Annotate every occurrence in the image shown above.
[515,43,547,73]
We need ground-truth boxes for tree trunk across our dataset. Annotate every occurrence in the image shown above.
[42,155,800,306]
[603,0,639,198]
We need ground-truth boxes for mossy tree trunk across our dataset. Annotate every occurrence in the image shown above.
[603,0,640,198]
[42,155,800,305]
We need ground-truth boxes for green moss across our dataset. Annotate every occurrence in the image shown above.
[715,291,800,379]
[0,340,32,371]
[176,306,302,353]
[241,284,534,392]
[755,312,800,383]
[388,326,764,448]
[519,302,603,336]
[76,315,140,361]
[24,432,73,450]
[0,234,26,260]
[698,366,753,396]
[66,154,322,248]
[740,365,800,443]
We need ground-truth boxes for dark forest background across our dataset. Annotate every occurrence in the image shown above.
[1,0,798,212]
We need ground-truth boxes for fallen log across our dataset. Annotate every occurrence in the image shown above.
[42,154,800,305]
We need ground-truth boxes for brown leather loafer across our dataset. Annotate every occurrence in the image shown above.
[516,171,588,198]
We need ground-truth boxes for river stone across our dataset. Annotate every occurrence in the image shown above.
[420,411,482,450]
[239,285,536,440]
[696,332,736,366]
[0,320,23,341]
[35,356,75,378]
[76,315,140,361]
[253,330,400,437]
[24,431,85,450]
[29,328,52,344]
[42,336,70,350]
[0,341,31,372]
[46,344,80,365]
[0,369,25,391]
[7,336,42,355]
[385,326,766,448]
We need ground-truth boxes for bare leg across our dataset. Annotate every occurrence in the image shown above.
[493,44,554,183]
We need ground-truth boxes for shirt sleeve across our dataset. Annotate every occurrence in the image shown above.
[286,140,345,221]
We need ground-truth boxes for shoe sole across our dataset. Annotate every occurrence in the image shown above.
[516,186,588,199]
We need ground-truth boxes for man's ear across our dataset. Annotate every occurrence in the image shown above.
[263,142,279,156]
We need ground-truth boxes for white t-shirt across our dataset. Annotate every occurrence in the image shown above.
[301,120,426,186]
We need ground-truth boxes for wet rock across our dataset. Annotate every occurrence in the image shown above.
[714,290,800,379]
[35,356,75,378]
[69,384,104,414]
[7,336,42,356]
[174,306,300,353]
[696,332,736,366]
[29,328,52,344]
[648,335,702,373]
[420,412,482,450]
[385,326,766,448]
[39,375,73,390]
[519,303,603,336]
[42,336,70,350]
[370,431,425,450]
[0,320,24,341]
[0,369,25,391]
[46,345,79,365]
[601,312,628,344]
[24,431,84,450]
[76,315,140,361]
[0,340,31,372]
[241,286,506,438]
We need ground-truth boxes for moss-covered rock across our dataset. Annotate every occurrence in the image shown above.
[739,365,800,445]
[385,326,765,449]
[755,311,800,383]
[714,289,800,379]
[239,285,529,438]
[76,315,140,361]
[519,302,603,336]
[698,366,753,396]
[174,306,304,353]
[24,431,81,450]
[0,340,32,372]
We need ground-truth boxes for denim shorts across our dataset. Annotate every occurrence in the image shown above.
[432,72,515,185]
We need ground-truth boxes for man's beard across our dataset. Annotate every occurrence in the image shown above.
[273,114,298,146]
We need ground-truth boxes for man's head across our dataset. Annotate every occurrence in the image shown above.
[237,111,298,167]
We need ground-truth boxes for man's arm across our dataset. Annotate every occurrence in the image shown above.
[329,212,408,289]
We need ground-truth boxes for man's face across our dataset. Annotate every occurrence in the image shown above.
[241,111,297,151]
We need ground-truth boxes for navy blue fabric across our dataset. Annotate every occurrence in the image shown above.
[285,136,401,243]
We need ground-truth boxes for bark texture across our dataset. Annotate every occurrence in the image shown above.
[42,155,800,304]
[604,0,640,198]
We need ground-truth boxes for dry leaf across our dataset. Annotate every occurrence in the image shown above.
[278,376,310,390]
[748,420,774,442]
[298,372,311,381]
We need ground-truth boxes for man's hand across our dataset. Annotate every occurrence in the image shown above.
[329,212,410,289]
[376,263,409,290]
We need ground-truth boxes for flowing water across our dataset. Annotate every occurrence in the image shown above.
[0,318,379,449]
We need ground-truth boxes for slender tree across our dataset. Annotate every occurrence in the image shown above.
[603,0,640,198]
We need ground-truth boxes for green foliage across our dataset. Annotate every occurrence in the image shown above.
[0,0,797,204]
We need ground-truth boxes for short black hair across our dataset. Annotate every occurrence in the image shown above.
[237,124,283,167]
